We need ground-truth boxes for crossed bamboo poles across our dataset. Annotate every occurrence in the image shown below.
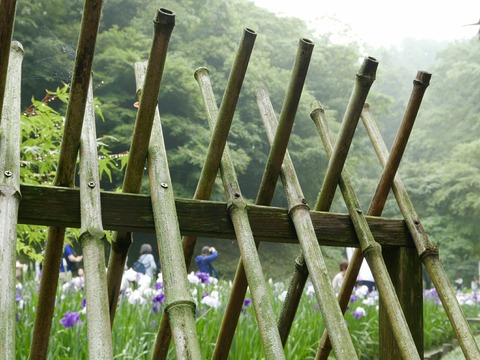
[1,0,480,358]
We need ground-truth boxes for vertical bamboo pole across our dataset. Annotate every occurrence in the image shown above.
[311,103,420,360]
[195,68,286,360]
[153,28,256,359]
[212,39,314,360]
[78,79,113,359]
[30,1,103,358]
[362,104,480,359]
[256,85,358,359]
[106,8,175,326]
[131,63,202,360]
[0,0,17,120]
[316,70,431,360]
[276,57,378,344]
[0,41,23,359]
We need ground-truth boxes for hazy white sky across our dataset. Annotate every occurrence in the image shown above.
[253,0,479,46]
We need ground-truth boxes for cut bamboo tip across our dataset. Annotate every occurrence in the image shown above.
[414,71,432,87]
[310,100,325,117]
[10,41,24,55]
[357,56,379,81]
[194,67,210,81]
[153,8,175,28]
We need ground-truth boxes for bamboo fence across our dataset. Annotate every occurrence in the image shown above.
[1,1,479,359]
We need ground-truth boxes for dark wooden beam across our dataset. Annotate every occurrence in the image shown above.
[18,184,413,247]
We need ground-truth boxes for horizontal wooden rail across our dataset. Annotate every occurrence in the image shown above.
[18,184,413,247]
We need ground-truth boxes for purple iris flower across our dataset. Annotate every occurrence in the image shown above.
[154,282,163,291]
[201,292,209,300]
[244,298,252,307]
[60,311,81,328]
[152,293,166,313]
[152,293,165,304]
[196,272,210,284]
[80,298,86,308]
[15,288,22,302]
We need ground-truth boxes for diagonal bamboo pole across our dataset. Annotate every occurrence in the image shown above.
[133,63,202,360]
[0,0,17,121]
[106,8,175,326]
[362,105,480,360]
[276,57,378,344]
[78,79,113,359]
[256,85,358,359]
[316,70,432,359]
[29,1,103,358]
[311,102,420,360]
[212,39,314,360]
[195,68,286,360]
[153,28,256,359]
[0,41,23,359]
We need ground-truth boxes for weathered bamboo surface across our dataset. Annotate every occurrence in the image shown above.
[0,40,23,360]
[0,0,17,118]
[78,79,113,359]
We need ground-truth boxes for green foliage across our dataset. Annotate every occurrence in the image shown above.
[17,86,121,260]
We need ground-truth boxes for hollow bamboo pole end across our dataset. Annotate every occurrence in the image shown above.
[153,8,175,29]
[414,71,432,87]
[357,56,379,82]
[309,100,325,118]
[194,66,210,81]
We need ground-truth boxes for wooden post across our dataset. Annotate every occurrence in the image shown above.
[380,247,423,359]
[0,40,23,359]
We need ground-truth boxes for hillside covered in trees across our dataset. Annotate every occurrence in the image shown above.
[12,0,480,281]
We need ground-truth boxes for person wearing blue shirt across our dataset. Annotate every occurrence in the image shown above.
[59,242,83,283]
[195,246,219,277]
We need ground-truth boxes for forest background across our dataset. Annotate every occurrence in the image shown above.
[12,0,480,282]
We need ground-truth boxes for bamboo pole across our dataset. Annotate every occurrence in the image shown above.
[106,8,175,326]
[0,41,23,359]
[362,104,480,359]
[0,0,17,121]
[195,68,286,360]
[78,79,113,359]
[30,1,103,358]
[316,70,431,359]
[153,28,256,359]
[212,39,314,360]
[256,38,314,204]
[256,85,358,359]
[131,63,202,360]
[276,57,378,344]
[311,102,420,360]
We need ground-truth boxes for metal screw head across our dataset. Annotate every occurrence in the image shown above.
[161,183,168,189]
[4,170,12,177]
[88,181,96,188]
